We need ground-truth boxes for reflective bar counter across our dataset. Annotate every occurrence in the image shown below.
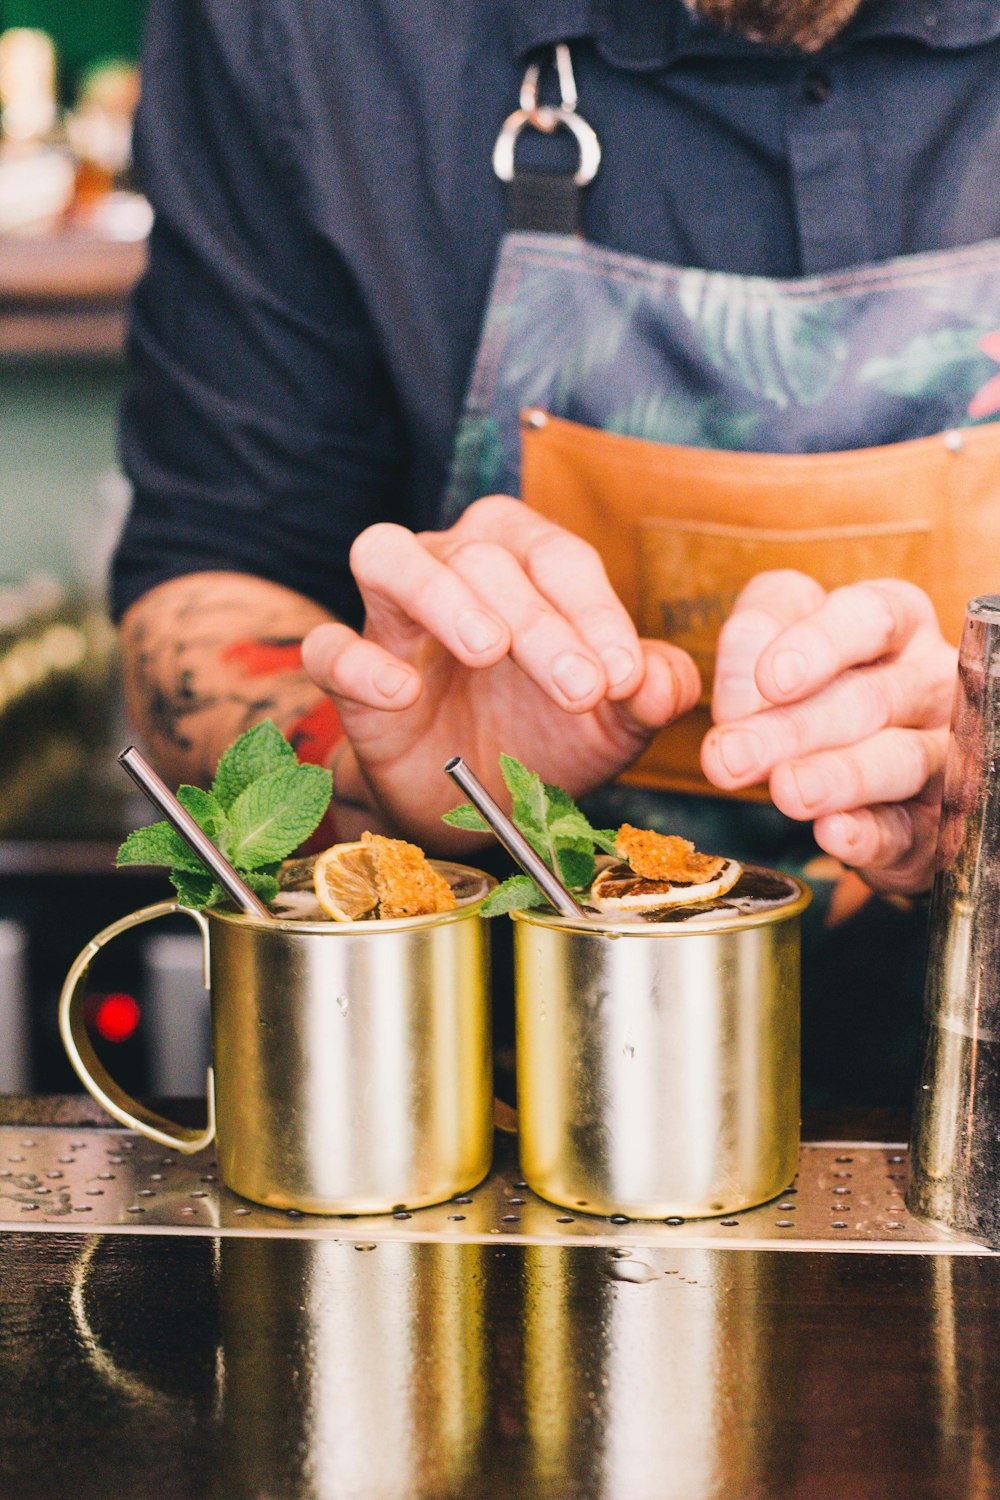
[0,1098,998,1500]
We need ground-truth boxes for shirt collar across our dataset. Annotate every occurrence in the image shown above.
[511,1,1000,68]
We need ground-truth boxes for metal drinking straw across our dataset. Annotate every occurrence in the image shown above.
[118,745,273,920]
[443,756,588,919]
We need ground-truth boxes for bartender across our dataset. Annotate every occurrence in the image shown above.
[112,0,999,1102]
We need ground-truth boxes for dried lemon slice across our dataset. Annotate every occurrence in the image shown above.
[313,841,379,921]
[590,857,743,912]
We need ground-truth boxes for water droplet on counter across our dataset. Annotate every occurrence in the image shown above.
[664,1217,684,1226]
[354,1242,376,1252]
[609,1214,630,1225]
[606,1259,658,1284]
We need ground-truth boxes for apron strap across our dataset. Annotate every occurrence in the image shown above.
[492,43,601,234]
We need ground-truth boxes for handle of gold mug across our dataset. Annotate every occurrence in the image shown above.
[59,899,216,1153]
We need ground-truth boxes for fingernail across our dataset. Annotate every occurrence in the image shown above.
[457,609,505,654]
[826,813,857,847]
[788,762,831,811]
[715,729,763,779]
[770,649,807,695]
[552,652,600,702]
[601,647,637,688]
[373,663,414,699]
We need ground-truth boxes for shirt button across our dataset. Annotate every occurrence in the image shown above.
[802,69,832,104]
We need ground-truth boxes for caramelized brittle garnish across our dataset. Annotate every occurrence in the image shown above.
[362,832,456,919]
[614,825,726,885]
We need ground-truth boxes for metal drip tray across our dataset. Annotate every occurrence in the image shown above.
[0,1125,990,1254]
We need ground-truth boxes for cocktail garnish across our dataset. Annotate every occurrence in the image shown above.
[116,720,332,908]
[614,825,726,884]
[363,833,456,919]
[312,833,456,921]
[443,753,617,916]
[443,757,738,916]
[591,826,742,912]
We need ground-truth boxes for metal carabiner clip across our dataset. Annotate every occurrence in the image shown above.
[492,43,601,188]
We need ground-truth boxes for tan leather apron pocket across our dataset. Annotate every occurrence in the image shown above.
[520,411,1000,796]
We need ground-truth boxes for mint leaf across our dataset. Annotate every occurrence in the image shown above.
[223,763,332,868]
[117,822,205,873]
[480,874,549,917]
[441,754,620,906]
[555,843,596,890]
[170,868,223,908]
[177,784,225,838]
[243,869,280,904]
[211,720,297,810]
[499,754,550,858]
[441,803,491,833]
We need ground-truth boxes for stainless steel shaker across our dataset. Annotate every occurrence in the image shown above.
[908,595,1000,1245]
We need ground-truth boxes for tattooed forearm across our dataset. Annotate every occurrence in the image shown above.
[120,572,340,786]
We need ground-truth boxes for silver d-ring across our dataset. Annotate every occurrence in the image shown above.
[492,103,602,187]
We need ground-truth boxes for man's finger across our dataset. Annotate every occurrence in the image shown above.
[301,621,422,710]
[713,570,826,722]
[703,656,950,789]
[351,523,511,665]
[435,497,644,700]
[768,726,947,821]
[754,579,940,706]
[445,540,610,711]
[813,798,940,893]
[611,639,701,737]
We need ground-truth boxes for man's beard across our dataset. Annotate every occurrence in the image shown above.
[687,0,866,52]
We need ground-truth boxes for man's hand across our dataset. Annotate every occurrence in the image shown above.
[700,571,956,894]
[301,496,700,846]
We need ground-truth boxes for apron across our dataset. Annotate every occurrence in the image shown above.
[445,50,1000,801]
[443,45,1000,1104]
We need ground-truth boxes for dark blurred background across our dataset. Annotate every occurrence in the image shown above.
[0,2,213,1106]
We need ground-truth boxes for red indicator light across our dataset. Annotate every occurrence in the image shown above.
[95,993,141,1043]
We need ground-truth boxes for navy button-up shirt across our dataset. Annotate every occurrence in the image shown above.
[113,0,1000,626]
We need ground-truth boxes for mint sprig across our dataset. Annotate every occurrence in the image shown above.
[116,721,332,908]
[442,754,617,916]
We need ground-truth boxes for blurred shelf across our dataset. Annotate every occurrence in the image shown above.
[0,840,129,876]
[0,230,146,358]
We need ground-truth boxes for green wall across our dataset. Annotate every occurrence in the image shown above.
[1,0,146,97]
[0,360,128,592]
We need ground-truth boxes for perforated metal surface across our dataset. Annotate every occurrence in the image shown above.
[0,1125,988,1254]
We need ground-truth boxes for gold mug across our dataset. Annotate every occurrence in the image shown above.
[59,862,494,1214]
[513,868,811,1219]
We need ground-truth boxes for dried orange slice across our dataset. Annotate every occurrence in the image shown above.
[590,857,742,912]
[313,841,378,921]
